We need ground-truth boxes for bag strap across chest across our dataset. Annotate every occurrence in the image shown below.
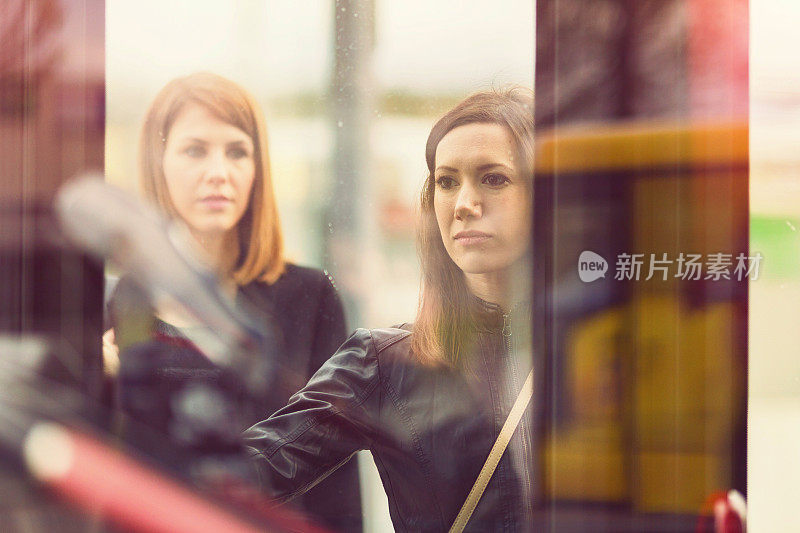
[449,369,534,533]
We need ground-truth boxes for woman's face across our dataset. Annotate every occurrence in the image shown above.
[162,103,256,239]
[433,122,531,279]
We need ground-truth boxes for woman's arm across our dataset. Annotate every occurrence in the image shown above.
[242,329,380,502]
[301,270,364,531]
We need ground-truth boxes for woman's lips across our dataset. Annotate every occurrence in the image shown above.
[453,231,491,246]
[199,196,232,210]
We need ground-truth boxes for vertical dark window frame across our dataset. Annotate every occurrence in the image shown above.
[0,0,106,400]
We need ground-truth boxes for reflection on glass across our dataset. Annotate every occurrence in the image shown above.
[106,2,534,531]
[106,73,363,532]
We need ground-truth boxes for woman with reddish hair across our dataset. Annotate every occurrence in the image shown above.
[107,72,362,532]
[244,87,535,532]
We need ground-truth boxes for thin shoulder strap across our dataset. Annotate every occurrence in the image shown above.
[448,369,534,533]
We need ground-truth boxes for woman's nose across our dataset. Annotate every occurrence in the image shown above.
[454,183,482,220]
[203,151,229,183]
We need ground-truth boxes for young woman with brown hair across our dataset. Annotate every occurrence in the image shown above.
[106,72,362,532]
[243,87,535,532]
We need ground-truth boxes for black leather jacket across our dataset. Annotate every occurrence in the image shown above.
[244,302,534,532]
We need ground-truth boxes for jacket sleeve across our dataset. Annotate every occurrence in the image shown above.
[242,329,380,502]
[308,270,348,375]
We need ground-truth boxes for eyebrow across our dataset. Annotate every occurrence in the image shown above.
[226,140,252,149]
[434,165,459,173]
[178,137,208,144]
[178,137,252,147]
[434,163,514,173]
[477,163,513,173]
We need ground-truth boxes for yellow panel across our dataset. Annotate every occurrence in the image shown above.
[544,423,628,502]
[547,309,628,502]
[536,122,748,174]
[634,452,726,513]
[632,297,737,450]
[554,297,741,511]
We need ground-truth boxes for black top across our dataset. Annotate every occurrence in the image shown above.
[108,263,363,531]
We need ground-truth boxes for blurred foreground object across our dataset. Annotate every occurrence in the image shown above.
[533,121,748,527]
[23,423,263,533]
[56,176,274,394]
[0,334,325,533]
[55,175,279,483]
[696,490,746,533]
[534,1,748,528]
[1,3,106,526]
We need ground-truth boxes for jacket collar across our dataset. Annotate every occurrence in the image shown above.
[472,295,532,331]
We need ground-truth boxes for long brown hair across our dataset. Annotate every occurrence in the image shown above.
[139,72,285,285]
[412,87,534,367]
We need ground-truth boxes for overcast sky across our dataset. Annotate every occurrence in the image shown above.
[107,0,534,100]
[751,0,800,99]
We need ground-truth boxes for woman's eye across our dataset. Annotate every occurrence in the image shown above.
[483,173,509,187]
[184,145,205,158]
[227,147,250,160]
[435,176,456,190]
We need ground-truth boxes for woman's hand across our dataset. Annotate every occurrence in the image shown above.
[102,328,120,377]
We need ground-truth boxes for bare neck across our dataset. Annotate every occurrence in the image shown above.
[190,228,240,296]
[464,261,531,312]
[464,271,511,309]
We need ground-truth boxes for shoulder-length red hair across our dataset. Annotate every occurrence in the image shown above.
[412,87,534,367]
[138,72,285,285]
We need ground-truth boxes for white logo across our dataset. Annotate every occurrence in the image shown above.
[578,251,608,282]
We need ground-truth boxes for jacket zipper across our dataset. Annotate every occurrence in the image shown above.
[502,313,512,348]
[503,311,534,520]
